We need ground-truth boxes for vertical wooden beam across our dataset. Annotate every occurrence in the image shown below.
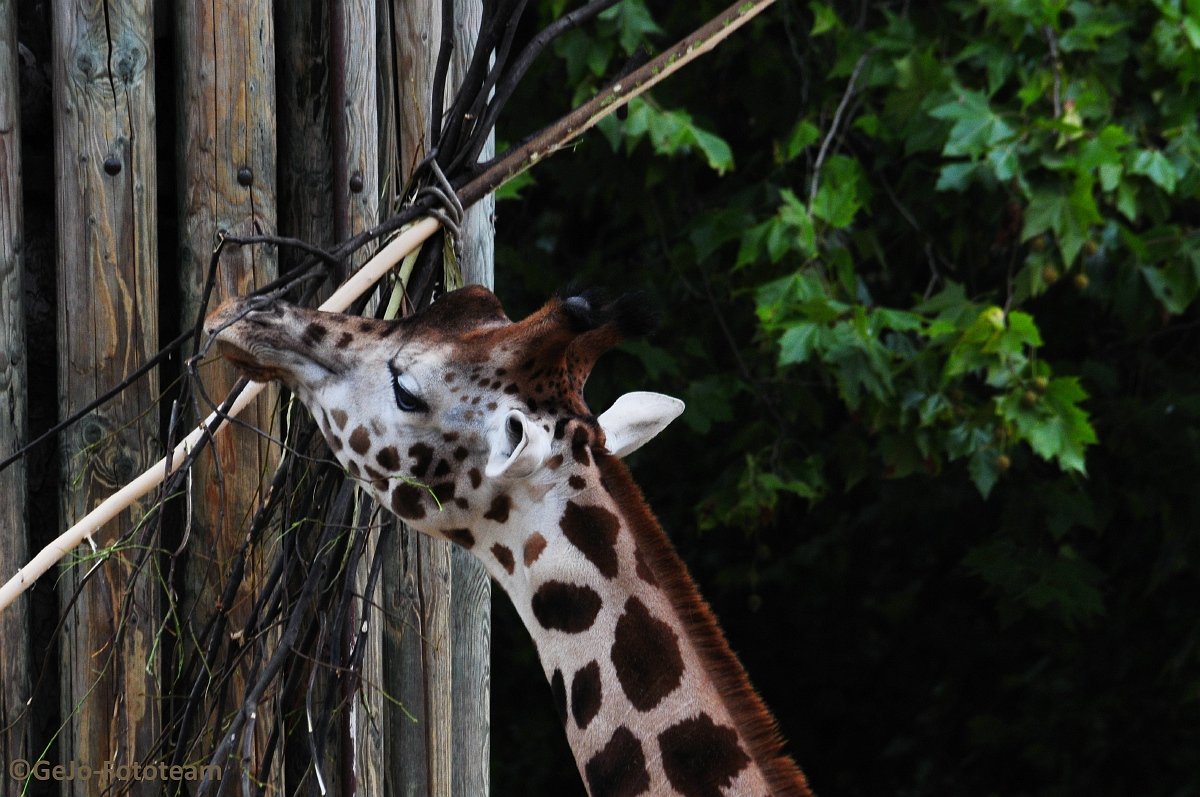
[52,1,159,792]
[277,1,334,269]
[448,5,494,793]
[381,1,492,793]
[382,2,450,791]
[329,1,387,793]
[175,0,278,781]
[0,0,31,773]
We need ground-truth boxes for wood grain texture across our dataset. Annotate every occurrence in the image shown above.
[0,0,31,773]
[277,0,334,270]
[448,6,495,795]
[175,0,279,785]
[332,0,386,793]
[52,1,159,792]
[381,2,492,794]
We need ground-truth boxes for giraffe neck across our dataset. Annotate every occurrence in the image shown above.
[486,451,811,797]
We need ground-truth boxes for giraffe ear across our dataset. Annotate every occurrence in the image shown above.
[598,392,685,459]
[485,410,551,479]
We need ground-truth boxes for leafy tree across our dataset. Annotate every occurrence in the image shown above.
[492,1,1200,794]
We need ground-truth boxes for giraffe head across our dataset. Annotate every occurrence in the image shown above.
[204,286,683,552]
[207,286,814,796]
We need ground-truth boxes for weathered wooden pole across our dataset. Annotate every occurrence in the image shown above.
[277,1,333,268]
[52,1,160,792]
[380,1,492,793]
[0,0,31,773]
[329,1,390,793]
[174,0,279,781]
[447,6,495,794]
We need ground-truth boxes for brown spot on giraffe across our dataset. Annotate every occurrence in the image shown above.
[301,322,327,346]
[408,443,434,478]
[531,581,602,633]
[390,483,425,520]
[483,494,512,523]
[560,500,620,579]
[468,467,482,489]
[443,528,476,549]
[610,596,684,711]
[491,543,515,575]
[571,426,591,465]
[585,726,650,797]
[349,426,370,455]
[523,533,547,566]
[570,660,602,731]
[431,482,456,505]
[329,408,348,430]
[658,713,752,797]
[376,446,400,472]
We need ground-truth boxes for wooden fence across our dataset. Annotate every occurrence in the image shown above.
[0,1,491,794]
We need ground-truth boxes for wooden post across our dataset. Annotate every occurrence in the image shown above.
[380,1,492,793]
[330,1,387,793]
[277,1,333,269]
[448,6,494,794]
[0,0,31,772]
[52,1,159,792]
[174,0,279,782]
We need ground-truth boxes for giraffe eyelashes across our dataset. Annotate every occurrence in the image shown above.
[390,367,428,413]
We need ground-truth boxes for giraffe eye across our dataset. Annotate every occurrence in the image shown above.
[391,370,428,413]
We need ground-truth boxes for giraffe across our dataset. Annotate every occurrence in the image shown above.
[205,285,813,797]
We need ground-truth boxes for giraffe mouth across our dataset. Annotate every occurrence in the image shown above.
[205,298,341,383]
[213,339,287,382]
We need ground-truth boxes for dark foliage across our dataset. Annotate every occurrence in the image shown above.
[490,1,1200,794]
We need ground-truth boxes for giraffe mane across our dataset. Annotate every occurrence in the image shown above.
[594,451,815,797]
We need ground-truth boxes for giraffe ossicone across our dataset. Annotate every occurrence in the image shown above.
[205,285,812,797]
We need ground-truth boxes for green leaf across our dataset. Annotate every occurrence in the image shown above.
[599,0,664,54]
[809,1,840,36]
[1116,180,1139,220]
[1130,148,1179,194]
[929,89,1017,158]
[999,377,1096,474]
[690,127,735,175]
[777,190,817,258]
[1141,260,1200,314]
[1020,180,1101,265]
[1004,311,1044,348]
[1184,15,1200,49]
[778,120,820,163]
[778,323,823,365]
[811,155,865,228]
[936,161,981,192]
[969,448,1001,498]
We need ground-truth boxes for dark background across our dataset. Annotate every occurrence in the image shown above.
[487,2,1200,795]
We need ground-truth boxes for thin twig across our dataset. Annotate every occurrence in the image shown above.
[809,49,871,204]
[1043,25,1062,118]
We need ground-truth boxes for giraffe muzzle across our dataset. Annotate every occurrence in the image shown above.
[204,297,341,383]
